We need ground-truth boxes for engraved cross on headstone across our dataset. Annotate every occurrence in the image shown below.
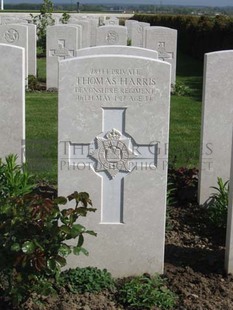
[49,39,74,61]
[157,42,173,61]
[67,108,157,224]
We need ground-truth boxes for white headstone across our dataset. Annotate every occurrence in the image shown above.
[144,26,177,84]
[0,24,28,79]
[46,25,80,89]
[125,19,138,40]
[58,55,171,277]
[199,51,233,205]
[131,22,150,47]
[25,23,37,76]
[1,16,29,24]
[89,19,98,47]
[0,44,25,163]
[225,128,233,274]
[76,45,158,59]
[68,19,91,48]
[96,26,127,46]
[105,16,119,26]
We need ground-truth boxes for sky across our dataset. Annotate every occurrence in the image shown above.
[6,0,233,7]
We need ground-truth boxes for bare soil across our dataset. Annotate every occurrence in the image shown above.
[1,202,233,309]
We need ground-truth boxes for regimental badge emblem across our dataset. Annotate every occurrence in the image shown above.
[4,29,19,43]
[106,31,119,44]
[89,128,136,178]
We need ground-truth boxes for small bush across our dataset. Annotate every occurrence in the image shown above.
[171,81,191,96]
[0,155,96,307]
[208,177,228,229]
[118,274,176,309]
[59,267,116,293]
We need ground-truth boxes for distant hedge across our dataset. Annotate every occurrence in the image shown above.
[132,14,233,59]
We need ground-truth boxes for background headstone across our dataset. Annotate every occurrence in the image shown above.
[0,44,25,163]
[144,26,177,84]
[131,22,150,47]
[46,25,80,89]
[58,55,171,277]
[198,51,233,205]
[125,19,138,41]
[0,24,28,79]
[68,19,90,48]
[96,25,127,46]
[105,16,119,25]
[25,23,37,76]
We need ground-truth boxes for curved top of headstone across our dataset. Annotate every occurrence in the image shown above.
[75,45,158,59]
[146,26,177,33]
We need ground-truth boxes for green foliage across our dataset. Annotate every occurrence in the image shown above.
[28,75,41,91]
[0,154,33,201]
[60,12,71,24]
[127,38,132,46]
[172,81,191,97]
[60,267,115,294]
[30,0,55,56]
[118,274,176,309]
[208,177,229,229]
[132,14,233,60]
[0,155,96,306]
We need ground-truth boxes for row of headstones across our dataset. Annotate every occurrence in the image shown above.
[3,43,233,276]
[0,23,37,78]
[46,24,177,89]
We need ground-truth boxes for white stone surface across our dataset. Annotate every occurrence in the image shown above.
[0,24,28,79]
[68,19,91,48]
[75,45,158,59]
[125,19,138,40]
[89,19,98,47]
[46,25,80,89]
[225,128,233,274]
[0,44,25,163]
[131,22,150,47]
[1,16,29,24]
[25,23,36,76]
[198,51,233,205]
[58,55,171,277]
[96,25,127,46]
[144,26,177,84]
[105,16,119,25]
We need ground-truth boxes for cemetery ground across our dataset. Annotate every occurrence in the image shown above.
[1,52,232,309]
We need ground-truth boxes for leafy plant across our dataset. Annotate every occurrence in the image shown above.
[171,80,191,96]
[208,177,229,229]
[0,154,33,201]
[28,75,41,91]
[60,267,115,294]
[0,155,96,306]
[60,12,71,24]
[30,0,55,56]
[118,274,176,309]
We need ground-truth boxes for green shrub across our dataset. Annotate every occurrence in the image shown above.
[132,14,233,60]
[171,81,191,97]
[59,266,115,293]
[118,274,176,309]
[30,0,55,56]
[60,12,71,24]
[0,155,96,306]
[208,177,228,229]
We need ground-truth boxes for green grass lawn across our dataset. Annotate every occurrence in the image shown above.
[26,53,203,183]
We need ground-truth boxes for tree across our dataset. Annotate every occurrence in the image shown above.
[31,0,55,56]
